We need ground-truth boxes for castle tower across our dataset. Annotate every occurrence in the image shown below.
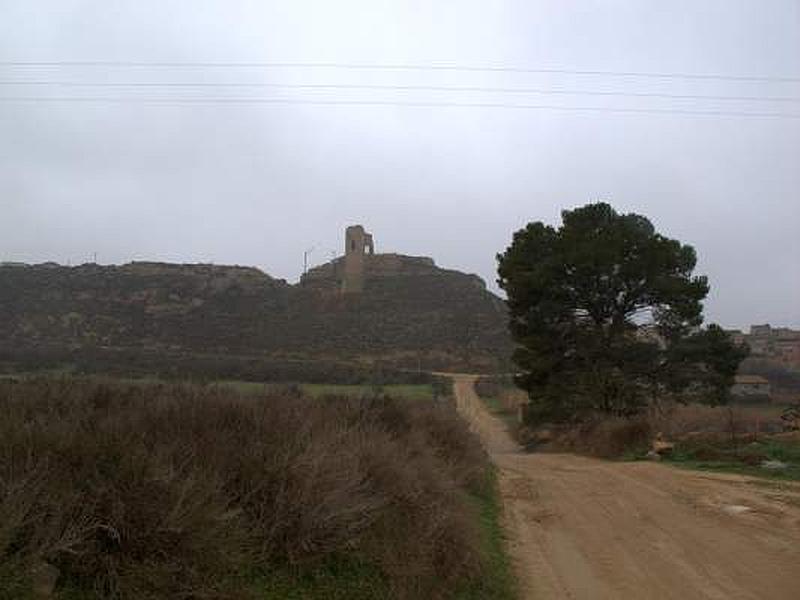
[343,225,374,293]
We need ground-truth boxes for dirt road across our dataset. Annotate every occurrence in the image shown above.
[451,374,800,600]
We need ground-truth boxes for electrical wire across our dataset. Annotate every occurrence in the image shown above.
[2,60,799,83]
[2,95,798,118]
[0,81,797,103]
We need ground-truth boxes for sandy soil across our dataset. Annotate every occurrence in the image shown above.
[450,374,800,600]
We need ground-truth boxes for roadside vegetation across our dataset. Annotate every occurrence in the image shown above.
[479,374,800,480]
[646,403,800,480]
[491,204,800,482]
[474,376,525,431]
[664,436,800,481]
[0,376,513,599]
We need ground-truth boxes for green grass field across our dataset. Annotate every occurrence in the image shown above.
[251,559,389,600]
[191,380,438,402]
[218,380,437,400]
[662,438,800,481]
[2,373,438,402]
[301,383,436,400]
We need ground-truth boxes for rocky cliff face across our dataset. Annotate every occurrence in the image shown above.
[0,257,511,371]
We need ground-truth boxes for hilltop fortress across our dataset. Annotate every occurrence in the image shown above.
[300,225,485,296]
[0,225,510,373]
[343,225,374,293]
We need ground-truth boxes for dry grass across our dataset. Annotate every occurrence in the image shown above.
[522,403,791,459]
[474,377,652,457]
[0,377,490,599]
[473,376,526,421]
[647,402,790,440]
[494,388,527,417]
[526,418,652,458]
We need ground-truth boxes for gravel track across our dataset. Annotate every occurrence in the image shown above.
[450,374,800,600]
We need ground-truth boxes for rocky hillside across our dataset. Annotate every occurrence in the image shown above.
[0,256,511,373]
[298,253,510,366]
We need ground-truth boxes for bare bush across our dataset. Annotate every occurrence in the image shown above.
[535,417,652,458]
[0,378,488,599]
[647,402,788,440]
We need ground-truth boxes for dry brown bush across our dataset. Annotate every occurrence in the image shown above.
[0,378,488,599]
[536,418,652,458]
[646,402,788,441]
[474,376,526,420]
[496,388,527,416]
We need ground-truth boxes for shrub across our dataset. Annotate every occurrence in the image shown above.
[0,378,488,599]
[474,377,505,401]
[530,417,653,458]
[0,343,452,388]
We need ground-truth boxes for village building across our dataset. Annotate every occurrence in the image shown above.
[776,339,800,367]
[729,323,800,369]
[731,375,771,399]
[726,329,747,346]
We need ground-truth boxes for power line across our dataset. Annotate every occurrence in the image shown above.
[2,60,799,83]
[2,96,798,118]
[1,81,797,103]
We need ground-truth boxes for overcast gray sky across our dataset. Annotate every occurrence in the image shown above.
[1,1,798,329]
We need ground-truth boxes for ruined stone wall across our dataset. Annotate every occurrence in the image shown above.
[343,225,374,293]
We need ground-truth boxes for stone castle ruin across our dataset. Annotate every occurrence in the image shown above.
[343,225,374,294]
[2,225,511,371]
[300,225,482,297]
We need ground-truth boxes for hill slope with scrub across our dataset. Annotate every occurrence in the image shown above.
[0,256,510,374]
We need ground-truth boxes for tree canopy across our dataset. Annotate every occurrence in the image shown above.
[497,203,747,422]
